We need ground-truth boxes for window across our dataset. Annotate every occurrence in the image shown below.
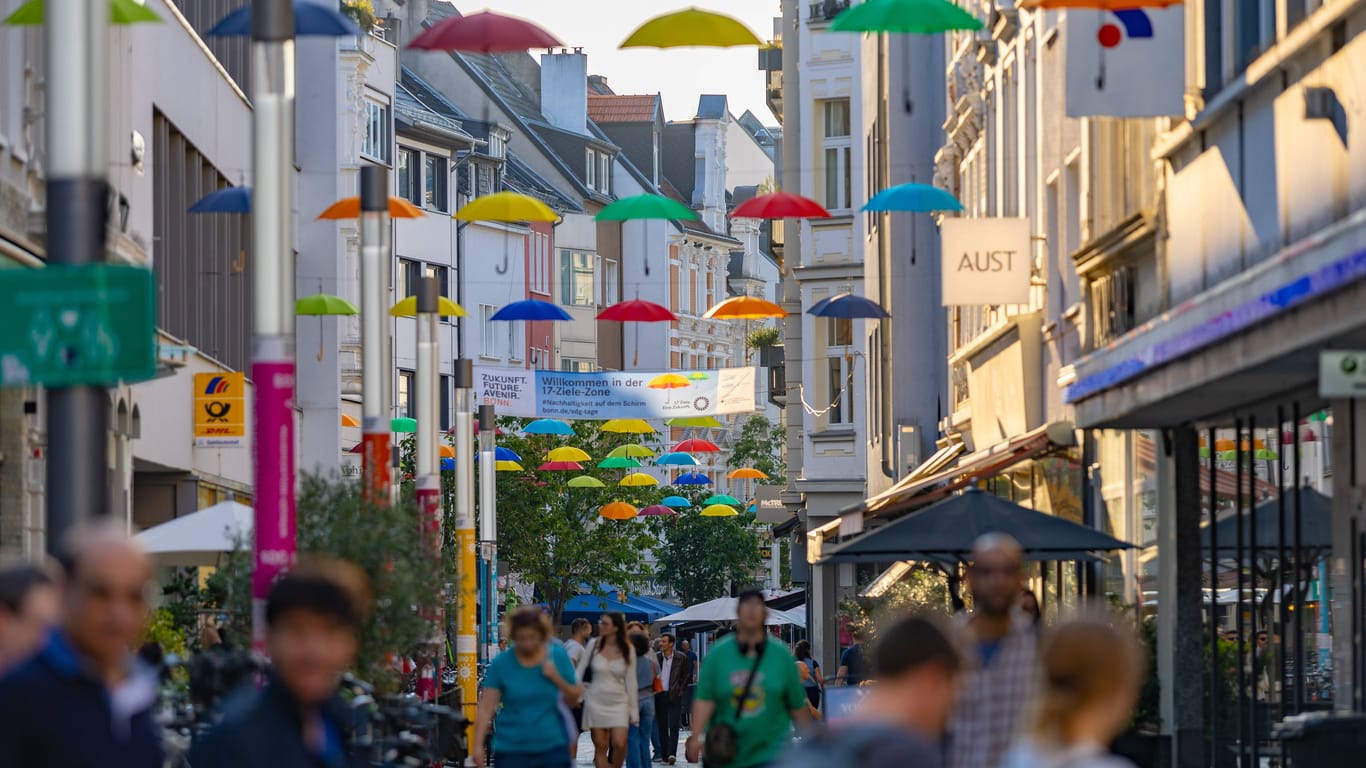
[399,258,421,299]
[531,232,551,295]
[826,317,852,347]
[423,264,450,321]
[507,321,525,361]
[602,260,619,306]
[439,374,451,431]
[398,370,415,419]
[690,267,699,314]
[821,100,852,210]
[488,129,507,159]
[476,163,495,198]
[827,357,852,424]
[586,149,597,189]
[397,148,419,204]
[559,250,595,307]
[480,304,499,357]
[598,152,611,194]
[560,358,594,372]
[1089,264,1136,348]
[362,99,391,164]
[424,155,448,212]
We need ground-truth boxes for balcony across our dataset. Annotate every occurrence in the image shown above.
[808,0,850,24]
[757,44,782,72]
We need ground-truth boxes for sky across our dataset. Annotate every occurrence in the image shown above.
[444,0,782,124]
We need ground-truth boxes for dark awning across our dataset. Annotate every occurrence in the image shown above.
[1200,486,1333,552]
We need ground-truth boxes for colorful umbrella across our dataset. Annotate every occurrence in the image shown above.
[703,295,785,319]
[317,196,425,220]
[346,443,363,454]
[539,461,584,472]
[392,417,417,433]
[496,460,525,472]
[730,191,831,220]
[687,372,710,380]
[491,299,573,321]
[727,468,769,480]
[674,438,720,453]
[296,294,358,315]
[440,444,456,458]
[620,8,762,48]
[620,473,659,487]
[1018,0,1182,7]
[602,419,656,434]
[389,295,466,317]
[546,446,592,463]
[829,0,983,33]
[524,419,575,436]
[674,473,713,486]
[455,192,558,223]
[666,416,725,428]
[441,457,456,471]
[704,494,742,506]
[408,9,563,52]
[598,457,642,469]
[596,194,699,221]
[208,1,359,36]
[188,186,251,213]
[341,414,360,428]
[700,504,739,517]
[495,447,522,462]
[598,300,677,322]
[807,293,891,320]
[662,496,693,508]
[864,183,964,213]
[600,502,639,521]
[656,452,700,467]
[607,445,656,459]
[648,373,691,390]
[639,505,676,517]
[567,476,607,489]
[6,0,160,25]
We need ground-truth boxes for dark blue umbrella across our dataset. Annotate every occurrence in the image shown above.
[208,1,360,37]
[673,473,713,486]
[495,446,522,462]
[491,299,573,322]
[863,183,963,213]
[189,186,251,213]
[807,293,890,320]
[440,457,455,471]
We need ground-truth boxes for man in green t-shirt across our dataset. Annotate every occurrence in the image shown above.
[686,590,810,767]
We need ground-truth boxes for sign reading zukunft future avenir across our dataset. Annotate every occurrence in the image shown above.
[940,218,1032,306]
[472,366,757,419]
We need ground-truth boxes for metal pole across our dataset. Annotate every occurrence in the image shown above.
[1292,401,1304,711]
[360,167,392,506]
[1208,425,1220,764]
[416,277,442,701]
[479,405,498,657]
[454,361,477,725]
[249,0,297,653]
[43,0,110,552]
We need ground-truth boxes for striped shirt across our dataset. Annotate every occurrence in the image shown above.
[945,612,1038,768]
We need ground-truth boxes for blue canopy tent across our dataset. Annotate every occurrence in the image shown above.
[571,585,681,623]
[558,593,650,624]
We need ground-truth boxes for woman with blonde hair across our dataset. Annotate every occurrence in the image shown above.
[1000,617,1145,768]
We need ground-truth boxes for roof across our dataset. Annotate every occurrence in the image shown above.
[394,82,475,145]
[696,94,728,120]
[588,94,660,124]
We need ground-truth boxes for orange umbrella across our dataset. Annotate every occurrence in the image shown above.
[648,373,691,390]
[440,444,456,459]
[317,196,425,220]
[600,501,639,521]
[704,296,785,320]
[341,414,360,427]
[727,468,769,480]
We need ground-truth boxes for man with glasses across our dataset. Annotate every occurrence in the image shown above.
[945,534,1038,768]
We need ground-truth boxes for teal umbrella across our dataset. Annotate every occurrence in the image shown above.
[704,494,741,506]
[594,194,698,276]
[392,417,417,433]
[598,457,642,470]
[829,0,983,34]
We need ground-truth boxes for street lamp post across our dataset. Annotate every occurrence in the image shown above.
[478,404,498,657]
[359,167,392,506]
[453,360,477,723]
[415,277,442,701]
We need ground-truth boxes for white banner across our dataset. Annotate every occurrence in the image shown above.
[1066,8,1185,118]
[472,366,758,419]
[941,218,1032,306]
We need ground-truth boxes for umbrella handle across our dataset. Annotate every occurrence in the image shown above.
[317,316,325,362]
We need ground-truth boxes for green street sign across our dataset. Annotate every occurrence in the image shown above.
[0,264,156,387]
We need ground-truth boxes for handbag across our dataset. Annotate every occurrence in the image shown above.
[703,641,765,767]
[582,640,598,684]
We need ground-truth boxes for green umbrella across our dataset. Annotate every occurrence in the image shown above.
[608,444,656,459]
[598,457,641,469]
[704,494,742,506]
[568,476,607,488]
[666,416,724,428]
[296,294,359,316]
[595,194,699,222]
[829,0,982,34]
[392,417,417,434]
[5,0,160,25]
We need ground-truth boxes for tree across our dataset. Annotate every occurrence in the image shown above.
[728,414,786,484]
[838,565,952,643]
[651,500,767,605]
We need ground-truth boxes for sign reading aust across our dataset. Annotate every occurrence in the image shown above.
[940,218,1032,306]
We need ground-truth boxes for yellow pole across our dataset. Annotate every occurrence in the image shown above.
[453,361,478,729]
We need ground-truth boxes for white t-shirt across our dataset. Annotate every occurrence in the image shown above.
[660,652,674,688]
[566,638,586,666]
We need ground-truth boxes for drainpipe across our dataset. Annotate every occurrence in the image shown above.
[877,32,895,481]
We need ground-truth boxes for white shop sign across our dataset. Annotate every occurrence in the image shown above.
[940,218,1032,306]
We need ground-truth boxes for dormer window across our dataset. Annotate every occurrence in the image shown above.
[488,127,510,160]
[585,148,612,195]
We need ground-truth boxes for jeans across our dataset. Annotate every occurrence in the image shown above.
[650,705,662,759]
[493,747,573,768]
[627,693,656,768]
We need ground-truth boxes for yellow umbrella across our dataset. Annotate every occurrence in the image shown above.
[619,473,659,487]
[600,501,639,521]
[648,373,691,390]
[317,196,425,220]
[390,295,467,317]
[341,414,360,427]
[666,416,725,428]
[704,296,786,319]
[455,191,558,223]
[727,468,769,480]
[700,504,739,517]
[546,446,592,463]
[496,460,524,472]
[608,444,657,459]
[620,8,762,48]
[601,419,656,434]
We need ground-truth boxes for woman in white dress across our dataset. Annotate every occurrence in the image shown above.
[575,611,639,768]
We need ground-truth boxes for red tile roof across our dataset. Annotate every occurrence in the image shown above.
[588,94,658,124]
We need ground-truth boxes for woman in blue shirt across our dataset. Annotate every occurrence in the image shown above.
[473,607,583,768]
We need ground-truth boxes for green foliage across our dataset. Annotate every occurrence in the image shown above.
[144,607,189,658]
[728,414,786,484]
[1133,617,1161,732]
[745,326,782,350]
[339,0,376,29]
[651,492,765,605]
[838,565,952,642]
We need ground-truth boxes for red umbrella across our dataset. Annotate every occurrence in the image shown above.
[730,191,831,220]
[674,438,720,453]
[639,505,676,517]
[346,444,363,454]
[597,299,677,322]
[538,461,585,471]
[408,10,563,52]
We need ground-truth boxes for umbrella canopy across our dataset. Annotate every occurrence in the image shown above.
[188,186,251,213]
[596,194,700,221]
[1200,487,1333,552]
[496,460,525,472]
[208,0,358,36]
[648,373,691,390]
[6,0,160,24]
[600,502,639,521]
[341,414,360,428]
[656,452,700,467]
[346,444,363,454]
[620,473,659,487]
[408,9,563,52]
[620,8,762,48]
[599,299,677,322]
[317,196,424,220]
[441,457,455,471]
[656,597,798,626]
[495,447,522,462]
[674,473,713,486]
[539,461,584,472]
[830,0,983,33]
[704,494,742,506]
[608,444,656,458]
[731,191,832,220]
[598,457,642,469]
[440,444,455,459]
[455,191,558,223]
[545,446,592,463]
[667,416,725,428]
[389,295,466,317]
[703,296,786,319]
[640,505,676,517]
[674,438,720,453]
[523,419,575,436]
[567,476,607,489]
[602,419,656,434]
[820,488,1135,564]
[391,417,417,433]
[134,501,251,567]
[296,294,358,316]
[558,593,650,623]
[687,372,710,380]
[808,293,891,319]
[728,468,769,480]
[491,299,573,321]
[662,496,693,508]
[863,182,964,213]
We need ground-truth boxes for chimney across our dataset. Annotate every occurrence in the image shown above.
[540,49,588,135]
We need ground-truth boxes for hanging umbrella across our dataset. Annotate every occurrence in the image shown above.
[674,438,720,453]
[704,494,742,506]
[392,417,417,434]
[667,416,725,428]
[639,505,676,517]
[620,8,762,48]
[687,372,710,380]
[1200,487,1333,552]
[700,504,739,517]
[408,9,563,51]
[730,192,831,220]
[728,468,769,480]
[620,473,659,487]
[600,502,639,521]
[596,194,699,221]
[863,183,964,213]
[341,414,360,428]
[491,299,573,321]
[829,0,983,33]
[440,445,456,459]
[188,186,251,213]
[496,460,525,472]
[656,452,700,467]
[389,295,466,317]
[598,457,642,469]
[455,192,558,223]
[296,294,358,315]
[602,419,656,434]
[524,419,575,436]
[567,476,607,489]
[808,293,891,320]
[599,300,677,322]
[546,446,592,463]
[208,1,359,36]
[1018,0,1182,7]
[441,457,456,471]
[494,447,522,462]
[539,461,585,472]
[648,373,691,390]
[608,444,656,458]
[318,196,425,220]
[704,296,785,319]
[662,495,693,508]
[6,0,160,24]
[346,444,364,454]
[674,473,713,486]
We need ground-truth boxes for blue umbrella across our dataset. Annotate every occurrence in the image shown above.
[491,299,573,322]
[673,473,713,486]
[656,452,699,467]
[208,1,360,36]
[495,446,522,462]
[863,183,963,213]
[808,293,890,320]
[523,418,575,436]
[662,495,692,507]
[189,186,251,213]
[440,457,455,471]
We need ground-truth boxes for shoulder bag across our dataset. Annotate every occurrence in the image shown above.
[703,641,765,767]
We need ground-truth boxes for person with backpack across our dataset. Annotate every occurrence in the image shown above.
[792,641,822,711]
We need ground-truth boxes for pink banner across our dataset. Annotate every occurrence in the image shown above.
[252,358,297,646]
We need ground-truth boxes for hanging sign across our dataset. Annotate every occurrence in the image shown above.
[1066,8,1185,118]
[472,365,757,419]
[941,218,1032,306]
[193,372,246,447]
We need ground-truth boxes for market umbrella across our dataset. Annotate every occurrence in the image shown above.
[674,438,720,453]
[539,461,584,472]
[188,186,251,213]
[599,300,677,322]
[134,500,252,567]
[648,373,691,390]
[863,183,964,213]
[598,457,642,469]
[620,473,659,487]
[602,419,656,434]
[524,419,575,436]
[674,473,713,486]
[730,191,831,220]
[440,445,456,459]
[341,414,360,428]
[495,447,522,462]
[1200,487,1333,553]
[667,416,725,428]
[704,494,742,506]
[407,9,563,52]
[296,293,360,360]
[639,505,676,517]
[207,1,359,36]
[600,502,639,521]
[656,596,800,625]
[496,460,525,472]
[317,196,425,220]
[656,452,700,467]
[704,295,785,319]
[620,8,762,48]
[455,191,558,223]
[491,299,573,321]
[392,417,417,434]
[700,504,739,517]
[728,468,769,480]
[829,0,983,33]
[546,446,592,463]
[567,476,607,489]
[608,444,656,458]
[662,496,693,508]
[389,295,466,317]
[807,293,891,320]
[596,194,699,276]
[6,0,160,24]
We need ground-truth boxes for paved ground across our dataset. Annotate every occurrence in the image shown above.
[574,727,695,766]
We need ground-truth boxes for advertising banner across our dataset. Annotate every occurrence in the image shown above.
[941,218,1032,306]
[754,484,790,524]
[1066,8,1185,118]
[194,372,246,447]
[472,366,757,419]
